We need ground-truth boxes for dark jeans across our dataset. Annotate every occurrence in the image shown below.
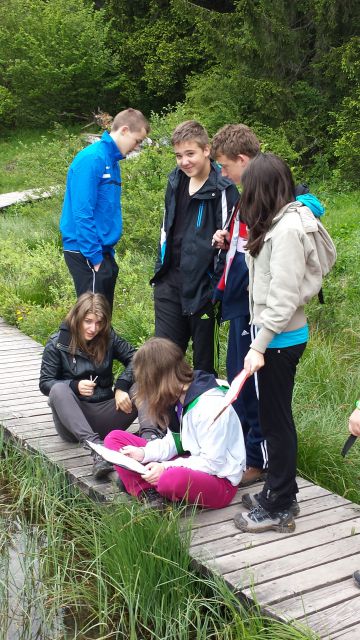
[226,317,266,469]
[257,342,306,513]
[48,382,138,445]
[64,250,119,311]
[154,279,221,375]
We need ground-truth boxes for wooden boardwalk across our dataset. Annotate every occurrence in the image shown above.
[1,317,360,638]
[0,186,59,209]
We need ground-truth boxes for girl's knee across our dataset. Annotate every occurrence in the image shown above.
[157,468,191,496]
[104,430,127,450]
[49,382,71,403]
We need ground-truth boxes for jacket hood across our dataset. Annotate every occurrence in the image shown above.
[267,201,318,239]
[168,161,236,196]
[184,370,220,408]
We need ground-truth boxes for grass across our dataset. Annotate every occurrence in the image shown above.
[0,440,318,639]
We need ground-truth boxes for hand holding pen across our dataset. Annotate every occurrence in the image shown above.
[211,203,238,248]
[78,375,98,397]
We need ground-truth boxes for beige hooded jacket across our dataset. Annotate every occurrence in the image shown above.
[246,201,323,354]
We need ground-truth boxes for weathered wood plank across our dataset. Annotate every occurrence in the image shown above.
[190,493,352,547]
[0,186,59,209]
[269,579,360,621]
[198,518,360,578]
[241,554,360,606]
[297,597,360,637]
[330,623,360,639]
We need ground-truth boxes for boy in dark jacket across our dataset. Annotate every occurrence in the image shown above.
[151,120,239,375]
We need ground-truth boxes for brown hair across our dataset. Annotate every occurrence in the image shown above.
[65,293,111,365]
[211,124,260,160]
[133,338,194,428]
[171,120,209,149]
[239,152,295,257]
[111,108,150,134]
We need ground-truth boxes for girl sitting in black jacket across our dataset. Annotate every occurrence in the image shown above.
[39,292,139,479]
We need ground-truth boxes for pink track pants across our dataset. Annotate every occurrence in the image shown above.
[104,431,238,509]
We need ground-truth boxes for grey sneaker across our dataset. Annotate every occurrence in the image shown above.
[242,492,300,517]
[91,452,114,480]
[234,504,295,533]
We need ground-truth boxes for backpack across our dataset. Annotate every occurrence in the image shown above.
[295,202,337,303]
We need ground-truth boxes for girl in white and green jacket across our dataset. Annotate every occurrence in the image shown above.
[104,337,246,509]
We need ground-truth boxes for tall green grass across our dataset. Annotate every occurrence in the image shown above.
[0,441,317,639]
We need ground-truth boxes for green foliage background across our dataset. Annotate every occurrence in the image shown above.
[0,0,359,185]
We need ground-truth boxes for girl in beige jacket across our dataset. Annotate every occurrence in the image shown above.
[233,153,324,534]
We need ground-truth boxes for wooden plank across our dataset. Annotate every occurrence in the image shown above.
[330,623,360,639]
[297,597,360,638]
[191,483,331,530]
[190,493,352,547]
[269,579,360,621]
[241,554,360,606]
[199,518,360,577]
[222,529,360,589]
[0,186,58,209]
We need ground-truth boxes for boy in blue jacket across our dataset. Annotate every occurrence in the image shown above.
[211,124,324,486]
[60,108,149,311]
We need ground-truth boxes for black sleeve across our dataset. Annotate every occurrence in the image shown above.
[112,331,137,393]
[39,339,66,396]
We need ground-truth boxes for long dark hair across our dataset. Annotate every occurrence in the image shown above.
[65,293,111,364]
[239,153,295,257]
[133,338,194,429]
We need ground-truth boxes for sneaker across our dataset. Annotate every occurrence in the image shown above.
[233,504,295,533]
[91,452,114,480]
[242,492,300,517]
[138,426,165,441]
[354,570,360,588]
[138,487,171,511]
[239,467,267,487]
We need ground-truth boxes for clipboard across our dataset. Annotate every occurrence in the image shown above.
[86,441,147,475]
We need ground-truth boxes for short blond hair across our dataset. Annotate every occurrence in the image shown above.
[171,120,209,149]
[211,124,260,160]
[112,108,150,134]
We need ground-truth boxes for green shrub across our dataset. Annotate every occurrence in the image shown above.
[0,0,110,126]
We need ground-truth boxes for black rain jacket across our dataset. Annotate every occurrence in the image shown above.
[151,162,239,315]
[39,323,136,402]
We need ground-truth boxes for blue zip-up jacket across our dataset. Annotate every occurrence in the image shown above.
[218,187,325,320]
[60,131,124,265]
[151,162,239,315]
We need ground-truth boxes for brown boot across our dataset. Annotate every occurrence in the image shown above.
[239,466,267,487]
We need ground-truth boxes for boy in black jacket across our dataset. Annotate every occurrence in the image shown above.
[151,120,239,374]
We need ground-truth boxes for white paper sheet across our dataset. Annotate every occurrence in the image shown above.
[86,441,147,475]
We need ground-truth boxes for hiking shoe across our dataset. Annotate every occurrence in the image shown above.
[239,467,267,487]
[233,504,295,533]
[354,570,360,588]
[138,488,171,511]
[242,492,300,517]
[91,452,114,480]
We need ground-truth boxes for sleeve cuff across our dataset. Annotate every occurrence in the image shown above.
[69,380,80,395]
[250,327,276,353]
[114,378,131,393]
